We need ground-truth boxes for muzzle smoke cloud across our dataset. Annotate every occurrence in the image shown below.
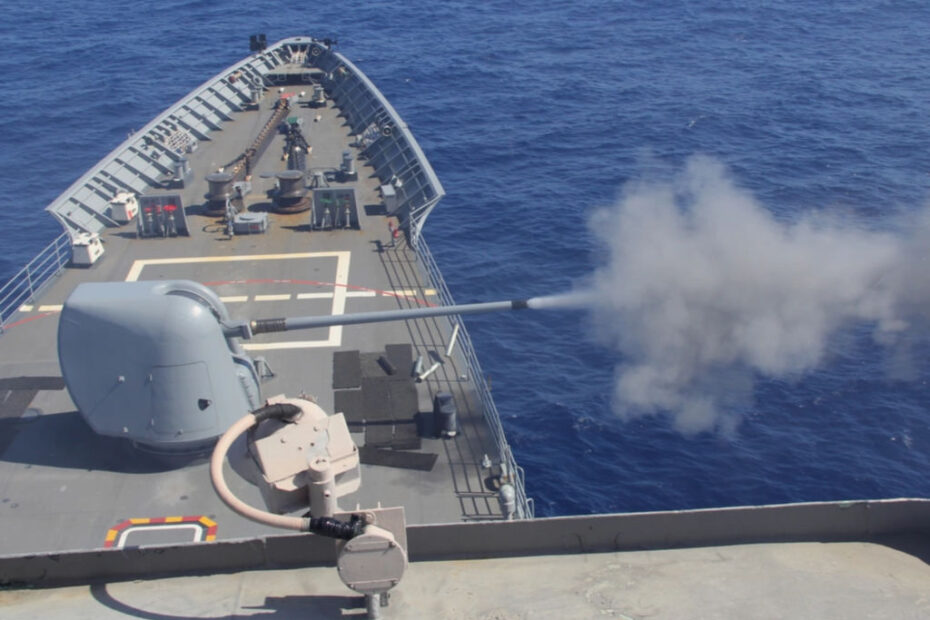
[587,156,930,434]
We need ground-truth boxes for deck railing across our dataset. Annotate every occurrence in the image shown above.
[415,238,535,520]
[0,233,71,334]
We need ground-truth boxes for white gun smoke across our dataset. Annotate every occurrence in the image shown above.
[584,156,930,434]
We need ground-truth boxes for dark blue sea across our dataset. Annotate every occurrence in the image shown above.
[3,1,930,517]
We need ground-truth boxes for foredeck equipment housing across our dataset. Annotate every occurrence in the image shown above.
[58,280,560,452]
[58,280,261,452]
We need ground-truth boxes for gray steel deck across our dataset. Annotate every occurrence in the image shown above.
[1,501,928,618]
[2,541,926,619]
[0,42,523,555]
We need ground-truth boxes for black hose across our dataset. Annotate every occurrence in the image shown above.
[252,402,301,423]
[308,515,363,539]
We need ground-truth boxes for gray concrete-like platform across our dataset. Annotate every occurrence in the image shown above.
[1,540,927,619]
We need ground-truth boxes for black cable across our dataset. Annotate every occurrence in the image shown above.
[308,514,363,539]
[252,402,301,423]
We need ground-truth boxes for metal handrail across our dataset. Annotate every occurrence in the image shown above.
[415,237,535,519]
[0,232,71,333]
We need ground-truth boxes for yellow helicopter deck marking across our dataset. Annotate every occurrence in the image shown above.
[103,515,217,549]
[125,251,351,350]
[297,290,378,300]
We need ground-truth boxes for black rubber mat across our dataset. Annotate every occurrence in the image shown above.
[332,350,361,389]
[0,376,65,390]
[385,344,413,375]
[333,389,364,424]
[361,348,412,382]
[388,381,418,421]
[365,424,395,448]
[361,377,393,421]
[359,446,437,471]
[391,422,421,450]
[360,352,386,378]
[343,378,416,424]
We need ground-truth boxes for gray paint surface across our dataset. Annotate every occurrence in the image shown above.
[1,498,927,585]
[1,503,929,618]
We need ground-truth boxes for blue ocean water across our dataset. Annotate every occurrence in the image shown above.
[3,1,930,516]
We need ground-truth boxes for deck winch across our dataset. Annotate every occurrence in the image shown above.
[205,172,235,216]
[274,169,311,212]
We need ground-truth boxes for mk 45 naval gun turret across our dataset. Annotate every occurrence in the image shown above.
[57,279,582,453]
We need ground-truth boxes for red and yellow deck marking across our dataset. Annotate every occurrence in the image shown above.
[103,515,217,548]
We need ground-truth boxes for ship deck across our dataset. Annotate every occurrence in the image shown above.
[0,62,510,554]
[3,540,928,619]
[2,501,930,618]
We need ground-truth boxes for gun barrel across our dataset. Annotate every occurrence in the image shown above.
[220,292,591,339]
[229,298,528,337]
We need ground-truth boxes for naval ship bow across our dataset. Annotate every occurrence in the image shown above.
[0,35,533,558]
